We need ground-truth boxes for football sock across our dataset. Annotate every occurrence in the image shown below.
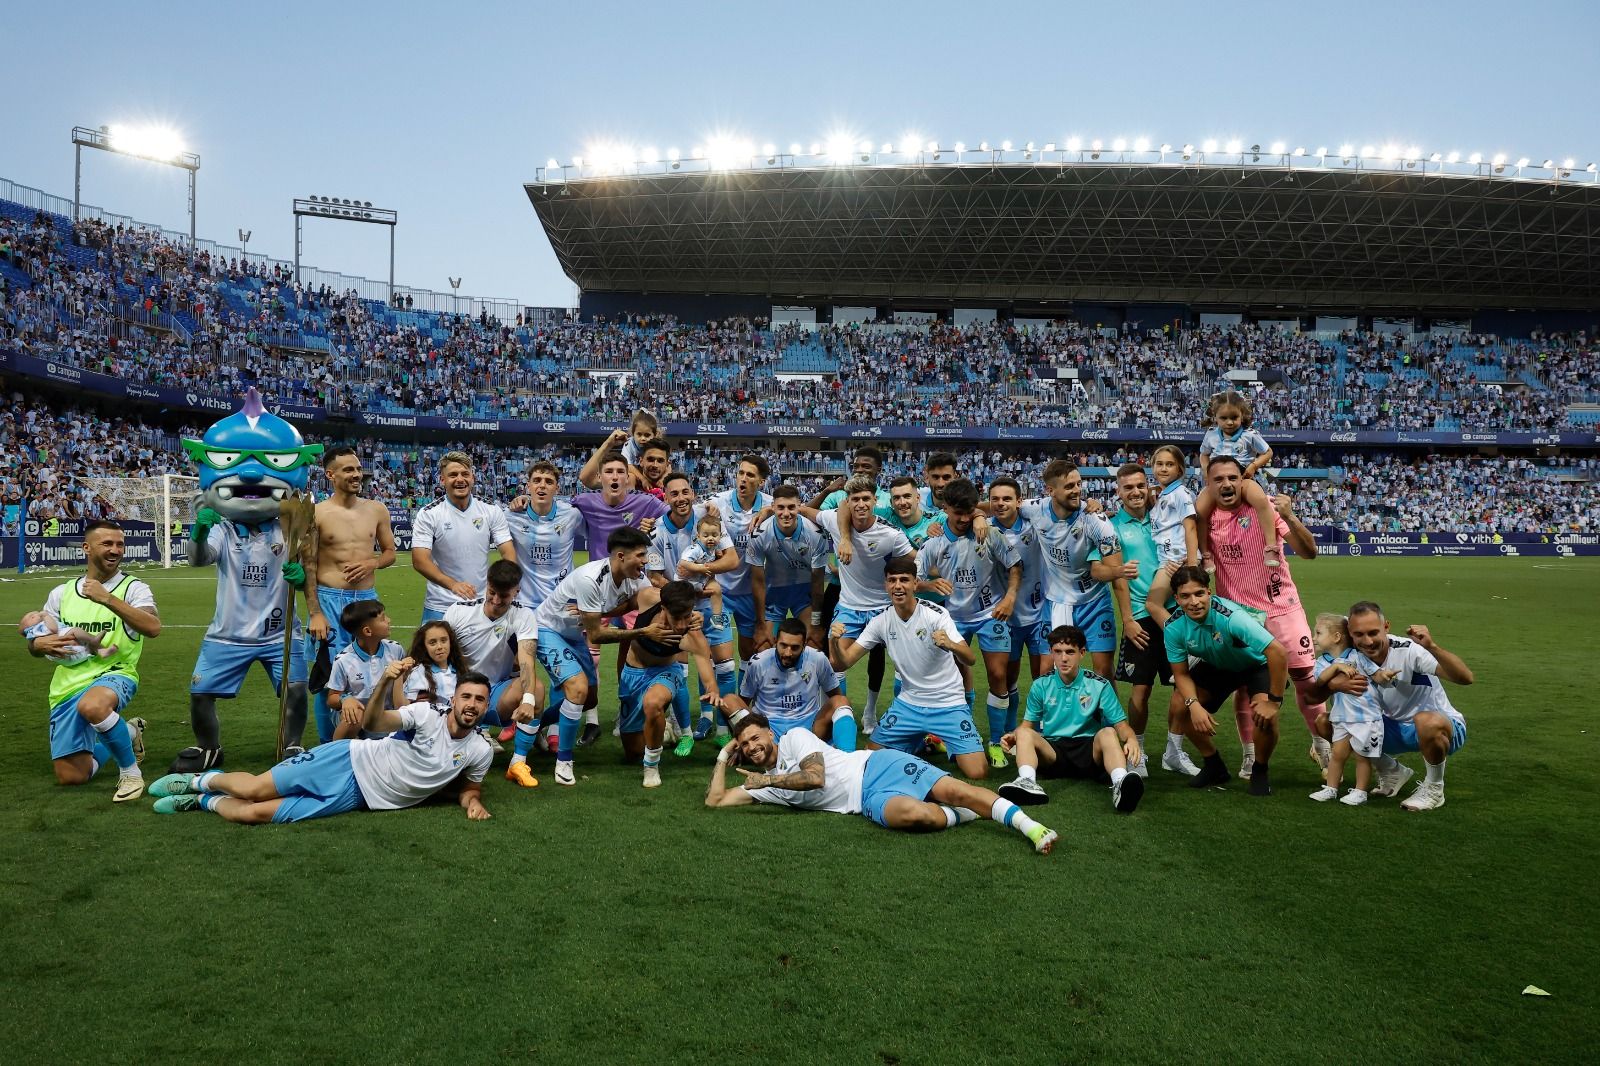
[1241,741,1256,759]
[938,805,978,828]
[831,707,858,752]
[1110,767,1127,786]
[583,706,599,727]
[313,691,336,744]
[672,677,691,731]
[714,659,738,698]
[991,797,1040,836]
[1166,732,1185,757]
[986,693,1009,744]
[1425,758,1446,785]
[92,738,111,773]
[556,699,584,761]
[1017,764,1037,784]
[511,723,540,762]
[643,746,662,768]
[92,711,137,771]
[196,771,221,793]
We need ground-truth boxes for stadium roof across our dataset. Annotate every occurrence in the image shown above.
[526,156,1600,312]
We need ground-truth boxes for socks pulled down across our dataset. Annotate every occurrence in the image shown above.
[714,659,738,699]
[939,805,979,828]
[511,722,540,763]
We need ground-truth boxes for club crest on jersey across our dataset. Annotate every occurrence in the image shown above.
[1239,515,1252,529]
[801,672,811,683]
[866,540,878,551]
[270,542,285,557]
[915,627,927,638]
[473,517,484,529]
[1079,693,1091,708]
[452,751,464,766]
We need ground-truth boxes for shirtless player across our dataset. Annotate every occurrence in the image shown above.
[307,445,397,744]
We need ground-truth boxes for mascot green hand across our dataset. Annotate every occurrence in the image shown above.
[170,389,322,774]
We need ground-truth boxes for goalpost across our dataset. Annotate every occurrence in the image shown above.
[72,473,200,567]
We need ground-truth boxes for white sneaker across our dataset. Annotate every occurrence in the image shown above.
[1309,785,1338,802]
[127,716,147,765]
[1339,789,1368,807]
[997,777,1049,805]
[1401,781,1445,812]
[113,771,145,803]
[642,765,662,789]
[1310,738,1331,771]
[1373,761,1415,798]
[554,759,576,786]
[1161,749,1201,776]
[1130,755,1149,779]
[1238,752,1255,780]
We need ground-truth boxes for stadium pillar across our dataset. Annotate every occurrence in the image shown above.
[188,168,196,249]
[72,142,81,225]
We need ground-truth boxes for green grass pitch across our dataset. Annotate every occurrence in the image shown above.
[2,555,1596,1064]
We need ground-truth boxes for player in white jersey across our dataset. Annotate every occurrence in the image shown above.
[442,560,543,786]
[532,526,673,786]
[832,555,989,779]
[183,508,315,771]
[810,476,916,672]
[504,460,581,612]
[987,476,1048,741]
[723,619,856,748]
[917,477,1021,768]
[705,716,1057,854]
[151,665,496,823]
[409,451,516,623]
[745,484,829,648]
[708,454,774,667]
[1013,459,1131,679]
[1308,602,1474,812]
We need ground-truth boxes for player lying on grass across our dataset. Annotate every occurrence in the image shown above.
[149,665,495,823]
[703,712,1058,854]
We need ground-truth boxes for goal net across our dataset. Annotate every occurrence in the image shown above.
[72,473,200,568]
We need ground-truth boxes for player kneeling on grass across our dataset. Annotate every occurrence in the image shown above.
[621,580,729,789]
[150,665,495,824]
[705,712,1057,854]
[997,626,1145,814]
[720,618,858,751]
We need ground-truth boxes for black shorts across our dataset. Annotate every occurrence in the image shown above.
[1116,616,1172,688]
[1187,660,1273,713]
[1040,736,1108,782]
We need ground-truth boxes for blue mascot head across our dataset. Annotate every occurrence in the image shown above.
[182,389,322,526]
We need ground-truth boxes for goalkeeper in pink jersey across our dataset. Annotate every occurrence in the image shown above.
[1202,456,1332,777]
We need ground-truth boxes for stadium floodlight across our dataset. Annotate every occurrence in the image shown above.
[1360,144,1376,158]
[1380,144,1399,162]
[1181,144,1194,159]
[1158,143,1171,154]
[1516,157,1530,168]
[1065,136,1082,151]
[1406,145,1421,161]
[1134,137,1151,153]
[1588,163,1598,173]
[1001,140,1013,151]
[1314,146,1327,157]
[900,132,922,155]
[926,140,938,153]
[1468,153,1482,164]
[1446,151,1460,163]
[668,146,681,160]
[706,136,752,170]
[762,142,777,157]
[1429,152,1441,163]
[1339,143,1354,159]
[72,124,201,247]
[809,142,821,155]
[879,142,892,153]
[642,146,659,163]
[979,141,990,152]
[1111,137,1127,152]
[1225,139,1242,154]
[1292,146,1306,157]
[1542,159,1555,169]
[545,158,559,170]
[1201,139,1218,153]
[953,141,966,154]
[1564,157,1576,169]
[787,143,801,156]
[571,154,585,167]
[292,196,397,301]
[1044,142,1056,152]
[1270,141,1286,155]
[1025,141,1036,152]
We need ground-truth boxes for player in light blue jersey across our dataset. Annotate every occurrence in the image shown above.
[917,478,1021,768]
[647,472,739,745]
[505,460,580,612]
[708,454,774,671]
[987,476,1049,744]
[920,451,959,514]
[745,484,829,649]
[724,620,857,750]
[1012,459,1132,680]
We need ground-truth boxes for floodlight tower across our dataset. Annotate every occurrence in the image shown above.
[292,196,398,302]
[72,124,201,246]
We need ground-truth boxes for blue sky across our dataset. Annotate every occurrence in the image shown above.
[2,0,1593,307]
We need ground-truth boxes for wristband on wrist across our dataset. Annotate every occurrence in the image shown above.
[809,611,823,626]
[521,692,538,706]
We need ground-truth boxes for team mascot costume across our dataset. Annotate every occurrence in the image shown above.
[172,389,321,772]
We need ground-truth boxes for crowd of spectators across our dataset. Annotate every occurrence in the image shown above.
[4,388,1594,538]
[6,202,1600,432]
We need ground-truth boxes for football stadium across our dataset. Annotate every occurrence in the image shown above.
[4,6,1599,1064]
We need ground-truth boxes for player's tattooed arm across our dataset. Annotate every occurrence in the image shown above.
[738,752,826,793]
